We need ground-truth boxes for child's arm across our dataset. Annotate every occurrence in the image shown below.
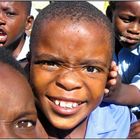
[104,61,140,106]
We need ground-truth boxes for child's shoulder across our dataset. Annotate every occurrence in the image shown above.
[85,102,136,138]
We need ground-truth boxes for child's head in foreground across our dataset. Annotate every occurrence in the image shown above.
[0,1,33,57]
[106,1,140,49]
[29,1,114,137]
[0,48,38,138]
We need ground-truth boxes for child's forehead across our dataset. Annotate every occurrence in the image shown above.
[41,18,109,34]
[33,18,112,53]
[39,18,111,44]
[0,2,27,10]
[0,1,22,6]
[115,1,140,8]
[33,18,112,58]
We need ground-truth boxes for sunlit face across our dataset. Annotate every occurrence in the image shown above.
[30,19,112,130]
[112,1,140,49]
[0,63,37,138]
[0,2,32,49]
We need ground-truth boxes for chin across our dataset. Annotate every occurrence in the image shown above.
[53,121,76,130]
[121,42,136,49]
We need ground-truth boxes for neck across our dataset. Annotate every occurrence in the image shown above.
[6,34,26,59]
[12,35,26,59]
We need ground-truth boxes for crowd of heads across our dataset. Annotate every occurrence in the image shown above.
[0,1,140,138]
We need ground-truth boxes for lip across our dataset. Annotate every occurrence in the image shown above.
[119,35,140,44]
[0,28,7,47]
[47,95,86,116]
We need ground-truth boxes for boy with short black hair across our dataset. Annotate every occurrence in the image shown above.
[105,1,140,112]
[28,1,136,138]
[0,1,34,67]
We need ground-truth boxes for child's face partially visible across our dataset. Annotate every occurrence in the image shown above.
[112,1,140,49]
[0,2,32,48]
[30,19,112,130]
[0,63,37,138]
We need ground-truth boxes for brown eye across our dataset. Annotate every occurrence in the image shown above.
[35,60,60,71]
[6,11,16,17]
[15,120,36,129]
[85,66,98,73]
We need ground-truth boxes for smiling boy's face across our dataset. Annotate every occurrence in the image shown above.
[0,63,37,138]
[30,19,112,130]
[112,1,140,49]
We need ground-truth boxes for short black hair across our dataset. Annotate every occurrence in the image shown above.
[0,48,25,76]
[106,1,121,21]
[108,1,117,9]
[108,1,123,9]
[30,1,114,54]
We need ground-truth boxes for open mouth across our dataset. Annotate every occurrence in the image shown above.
[46,95,87,116]
[0,29,7,47]
[49,97,83,109]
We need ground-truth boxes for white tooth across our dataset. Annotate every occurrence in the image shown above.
[0,36,4,39]
[60,101,66,107]
[73,103,78,108]
[66,102,73,108]
[54,100,60,105]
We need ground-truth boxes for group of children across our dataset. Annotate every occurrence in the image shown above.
[0,1,140,138]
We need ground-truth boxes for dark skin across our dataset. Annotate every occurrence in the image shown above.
[0,2,33,58]
[0,62,47,138]
[29,18,113,138]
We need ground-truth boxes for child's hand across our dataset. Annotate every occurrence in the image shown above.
[104,61,119,97]
[128,120,140,138]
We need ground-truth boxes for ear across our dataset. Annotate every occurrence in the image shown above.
[25,16,34,36]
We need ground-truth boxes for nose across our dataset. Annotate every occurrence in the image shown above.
[0,125,17,138]
[56,70,82,91]
[128,22,140,35]
[0,12,6,25]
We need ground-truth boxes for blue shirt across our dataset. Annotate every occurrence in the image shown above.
[114,44,140,89]
[85,102,137,138]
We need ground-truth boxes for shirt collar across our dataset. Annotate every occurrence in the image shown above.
[131,44,140,55]
[121,44,140,56]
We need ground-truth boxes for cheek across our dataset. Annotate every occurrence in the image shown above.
[91,82,105,99]
[87,75,107,101]
[114,19,127,35]
[30,67,53,94]
[7,19,26,35]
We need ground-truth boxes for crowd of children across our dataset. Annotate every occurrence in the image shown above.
[0,1,140,138]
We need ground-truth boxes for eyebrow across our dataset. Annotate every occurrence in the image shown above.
[119,11,136,16]
[34,53,65,63]
[80,59,107,67]
[14,111,37,122]
[34,53,108,68]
